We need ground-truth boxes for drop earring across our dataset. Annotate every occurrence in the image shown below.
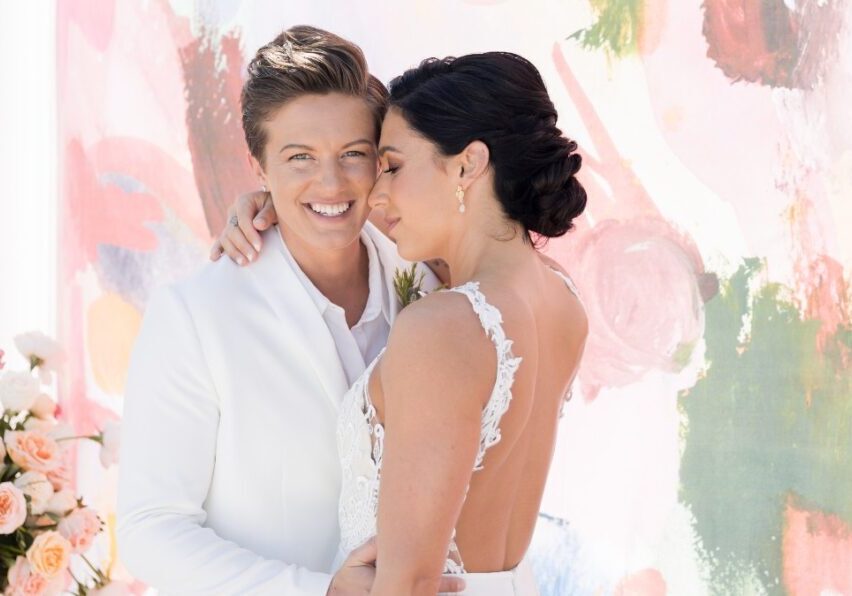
[456,185,466,213]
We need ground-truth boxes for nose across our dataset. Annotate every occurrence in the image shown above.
[368,172,388,210]
[318,159,345,195]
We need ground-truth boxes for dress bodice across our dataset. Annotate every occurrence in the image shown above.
[335,268,581,574]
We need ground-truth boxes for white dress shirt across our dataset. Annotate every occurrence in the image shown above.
[277,228,391,385]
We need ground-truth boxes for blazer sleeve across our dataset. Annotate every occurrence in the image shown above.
[116,285,332,596]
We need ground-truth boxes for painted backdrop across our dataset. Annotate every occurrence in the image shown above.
[57,1,851,594]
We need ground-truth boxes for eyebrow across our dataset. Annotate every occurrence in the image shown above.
[279,139,374,154]
[378,145,402,156]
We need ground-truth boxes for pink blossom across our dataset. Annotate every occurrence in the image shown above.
[57,507,102,553]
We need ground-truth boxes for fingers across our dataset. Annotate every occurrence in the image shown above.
[347,537,378,567]
[223,222,257,265]
[437,575,467,594]
[254,196,278,229]
[236,192,267,252]
[209,240,224,261]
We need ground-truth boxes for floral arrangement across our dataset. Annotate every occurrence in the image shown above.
[0,333,127,595]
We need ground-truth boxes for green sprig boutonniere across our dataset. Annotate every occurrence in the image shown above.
[393,264,427,309]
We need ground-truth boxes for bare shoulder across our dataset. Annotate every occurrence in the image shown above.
[381,291,497,406]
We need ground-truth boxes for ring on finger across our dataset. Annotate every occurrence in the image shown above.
[229,215,239,227]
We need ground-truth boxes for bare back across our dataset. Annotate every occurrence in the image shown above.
[367,261,587,572]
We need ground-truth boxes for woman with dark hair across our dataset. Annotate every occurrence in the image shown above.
[219,51,588,595]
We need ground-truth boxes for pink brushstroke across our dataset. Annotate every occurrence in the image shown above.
[548,43,712,399]
[63,0,115,52]
[782,497,852,595]
[62,140,164,279]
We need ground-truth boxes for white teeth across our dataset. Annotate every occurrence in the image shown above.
[309,202,351,216]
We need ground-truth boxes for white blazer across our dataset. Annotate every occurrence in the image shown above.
[116,223,440,595]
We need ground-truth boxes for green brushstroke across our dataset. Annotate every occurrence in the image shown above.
[679,258,852,595]
[568,0,645,58]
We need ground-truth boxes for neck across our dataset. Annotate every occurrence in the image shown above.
[442,219,535,288]
[278,225,368,302]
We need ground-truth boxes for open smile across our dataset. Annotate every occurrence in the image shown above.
[304,201,355,219]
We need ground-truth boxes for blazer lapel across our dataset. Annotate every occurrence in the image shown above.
[246,227,349,410]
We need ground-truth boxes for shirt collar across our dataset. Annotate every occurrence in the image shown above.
[275,226,391,327]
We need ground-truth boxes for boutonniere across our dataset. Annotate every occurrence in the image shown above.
[393,264,427,309]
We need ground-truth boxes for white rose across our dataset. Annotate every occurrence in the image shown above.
[89,581,133,596]
[14,331,63,384]
[99,421,121,468]
[0,371,39,412]
[47,422,75,441]
[46,489,78,516]
[13,471,54,515]
[30,393,57,419]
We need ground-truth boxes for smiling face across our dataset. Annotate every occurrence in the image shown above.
[252,93,379,253]
[369,108,459,261]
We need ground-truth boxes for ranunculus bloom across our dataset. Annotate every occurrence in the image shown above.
[57,507,102,553]
[30,393,58,420]
[26,531,71,580]
[4,431,63,475]
[0,371,40,413]
[0,482,28,534]
[14,471,55,516]
[99,420,121,468]
[5,556,64,596]
[14,332,63,384]
[46,489,78,516]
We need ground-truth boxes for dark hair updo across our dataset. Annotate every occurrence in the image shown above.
[387,52,586,239]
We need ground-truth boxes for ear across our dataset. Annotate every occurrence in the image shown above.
[247,151,267,186]
[457,140,490,187]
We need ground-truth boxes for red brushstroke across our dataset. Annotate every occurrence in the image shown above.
[179,30,257,237]
[614,568,668,596]
[702,0,842,89]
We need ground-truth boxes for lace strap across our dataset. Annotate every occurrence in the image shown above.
[361,349,387,470]
[547,266,582,300]
[444,282,523,472]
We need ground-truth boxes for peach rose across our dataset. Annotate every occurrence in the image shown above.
[30,393,58,420]
[57,507,102,553]
[13,471,54,516]
[4,431,62,475]
[5,556,64,596]
[26,531,71,580]
[45,453,73,492]
[0,482,28,534]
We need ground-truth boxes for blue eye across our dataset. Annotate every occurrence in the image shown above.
[289,154,311,161]
[343,150,366,158]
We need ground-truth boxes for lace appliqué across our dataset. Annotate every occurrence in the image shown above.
[336,281,528,575]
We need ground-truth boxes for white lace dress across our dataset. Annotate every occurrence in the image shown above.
[335,270,580,595]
